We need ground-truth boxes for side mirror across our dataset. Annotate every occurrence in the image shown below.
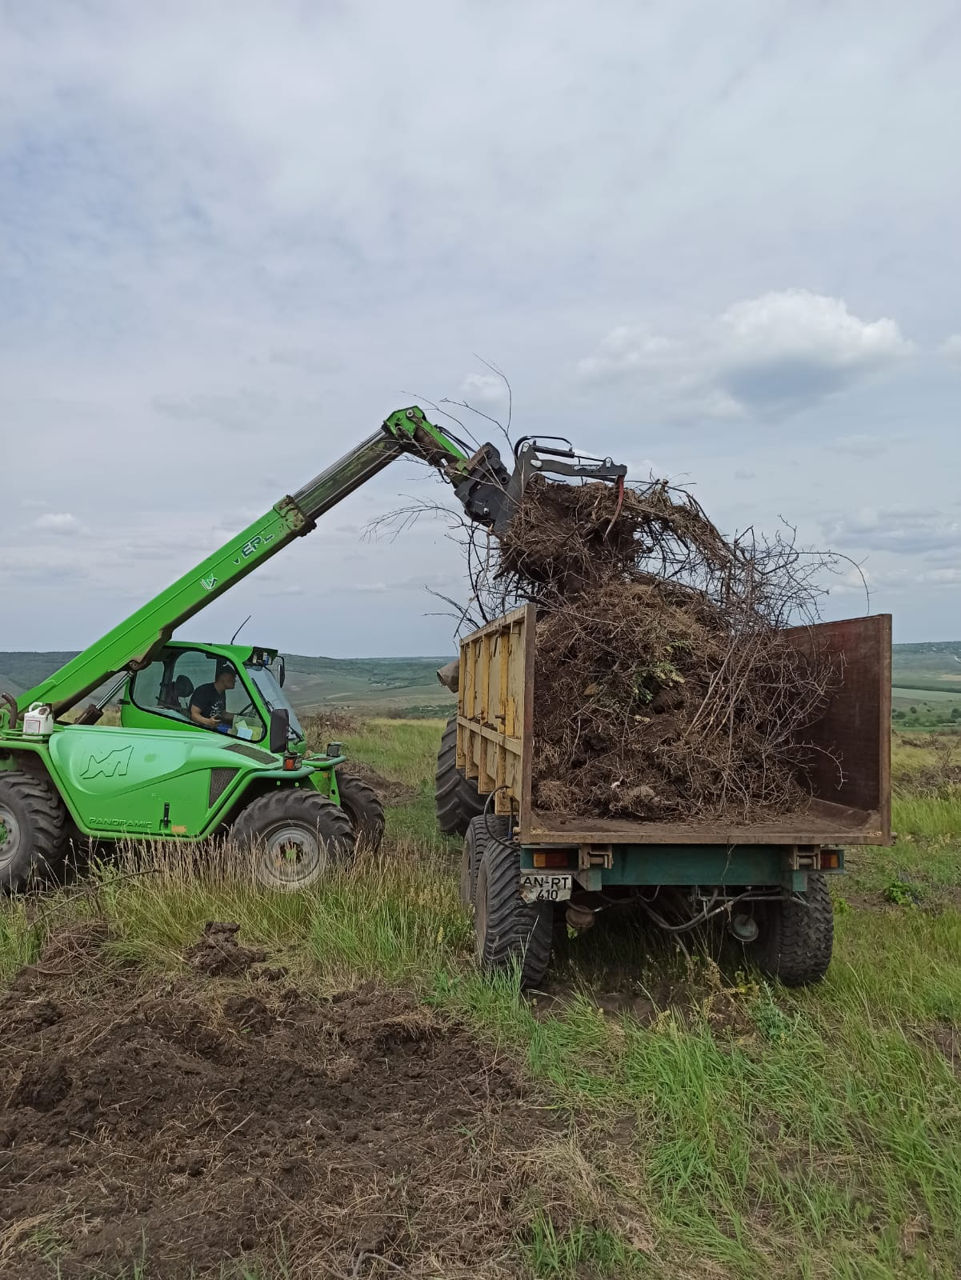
[276,655,286,687]
[269,708,290,754]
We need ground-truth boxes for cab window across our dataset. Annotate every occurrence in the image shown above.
[130,649,266,742]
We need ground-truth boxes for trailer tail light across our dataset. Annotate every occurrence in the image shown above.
[821,849,841,870]
[533,850,572,869]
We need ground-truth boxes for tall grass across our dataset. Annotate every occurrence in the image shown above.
[75,838,470,988]
[2,717,961,1278]
[892,793,961,841]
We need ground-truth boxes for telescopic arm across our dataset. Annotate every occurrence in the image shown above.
[9,408,485,720]
[7,405,624,723]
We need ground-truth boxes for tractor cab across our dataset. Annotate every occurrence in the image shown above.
[120,642,306,752]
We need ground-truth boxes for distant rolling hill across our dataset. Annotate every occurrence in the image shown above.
[891,640,961,693]
[4,640,960,719]
[0,651,456,715]
[890,640,961,726]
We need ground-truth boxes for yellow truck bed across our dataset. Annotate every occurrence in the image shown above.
[456,604,892,847]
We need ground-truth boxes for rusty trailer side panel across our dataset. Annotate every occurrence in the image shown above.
[456,607,892,847]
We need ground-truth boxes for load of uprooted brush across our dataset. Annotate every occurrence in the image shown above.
[492,475,838,822]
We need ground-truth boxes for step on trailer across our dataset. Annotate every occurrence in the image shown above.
[448,604,892,987]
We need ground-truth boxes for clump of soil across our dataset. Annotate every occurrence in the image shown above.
[300,709,361,740]
[0,923,554,1279]
[184,920,267,976]
[342,759,418,806]
[497,475,833,821]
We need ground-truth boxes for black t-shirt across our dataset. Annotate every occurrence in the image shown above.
[190,683,226,721]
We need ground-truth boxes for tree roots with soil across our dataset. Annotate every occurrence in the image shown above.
[493,475,841,822]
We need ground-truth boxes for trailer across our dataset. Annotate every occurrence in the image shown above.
[446,604,892,987]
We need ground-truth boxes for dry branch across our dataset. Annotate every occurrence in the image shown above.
[486,475,842,822]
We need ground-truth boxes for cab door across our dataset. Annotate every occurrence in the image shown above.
[49,724,226,836]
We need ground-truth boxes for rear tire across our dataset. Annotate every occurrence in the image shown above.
[749,873,834,986]
[231,789,354,891]
[0,770,68,892]
[435,716,483,836]
[474,831,553,989]
[335,770,386,852]
[460,813,509,906]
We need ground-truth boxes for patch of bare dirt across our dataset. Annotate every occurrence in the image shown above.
[342,759,419,806]
[532,926,757,1041]
[929,1023,961,1073]
[0,924,555,1279]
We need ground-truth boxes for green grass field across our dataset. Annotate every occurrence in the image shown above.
[2,725,961,1278]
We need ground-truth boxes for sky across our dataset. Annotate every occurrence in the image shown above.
[1,0,959,656]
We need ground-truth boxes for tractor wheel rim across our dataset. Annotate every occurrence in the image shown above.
[0,804,20,870]
[254,823,326,887]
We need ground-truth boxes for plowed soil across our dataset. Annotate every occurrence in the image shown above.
[0,922,555,1279]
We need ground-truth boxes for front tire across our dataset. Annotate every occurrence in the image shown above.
[231,790,354,891]
[0,770,68,892]
[474,830,553,989]
[435,716,483,836]
[335,770,386,852]
[748,873,834,986]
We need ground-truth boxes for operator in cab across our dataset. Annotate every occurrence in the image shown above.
[189,666,237,732]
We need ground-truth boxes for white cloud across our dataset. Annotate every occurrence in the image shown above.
[152,390,280,433]
[821,508,961,556]
[458,373,508,408]
[623,457,663,480]
[0,5,959,646]
[919,567,961,586]
[32,512,83,535]
[578,290,912,419]
[719,289,910,377]
[577,327,676,381]
[837,563,961,596]
[832,433,888,458]
[940,334,961,364]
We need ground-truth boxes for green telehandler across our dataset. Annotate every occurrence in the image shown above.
[0,407,625,890]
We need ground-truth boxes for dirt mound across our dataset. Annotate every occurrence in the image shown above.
[185,920,267,975]
[0,924,553,1279]
[496,475,832,821]
[300,709,362,745]
[342,759,419,806]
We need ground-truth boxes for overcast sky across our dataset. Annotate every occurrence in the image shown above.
[2,1,959,656]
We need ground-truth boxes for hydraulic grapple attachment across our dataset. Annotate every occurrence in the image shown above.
[451,438,627,535]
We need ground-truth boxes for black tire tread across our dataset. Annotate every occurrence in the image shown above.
[335,770,386,852]
[0,769,69,891]
[435,716,484,836]
[752,872,834,987]
[231,788,354,860]
[462,813,509,906]
[476,834,552,988]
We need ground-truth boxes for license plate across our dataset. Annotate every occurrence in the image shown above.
[520,872,573,903]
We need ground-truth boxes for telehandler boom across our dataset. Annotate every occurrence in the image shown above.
[0,406,625,890]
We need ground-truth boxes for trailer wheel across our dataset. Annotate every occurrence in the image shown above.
[0,771,68,892]
[460,814,509,906]
[749,873,834,986]
[335,770,386,852]
[232,790,354,890]
[435,715,484,836]
[474,831,552,989]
